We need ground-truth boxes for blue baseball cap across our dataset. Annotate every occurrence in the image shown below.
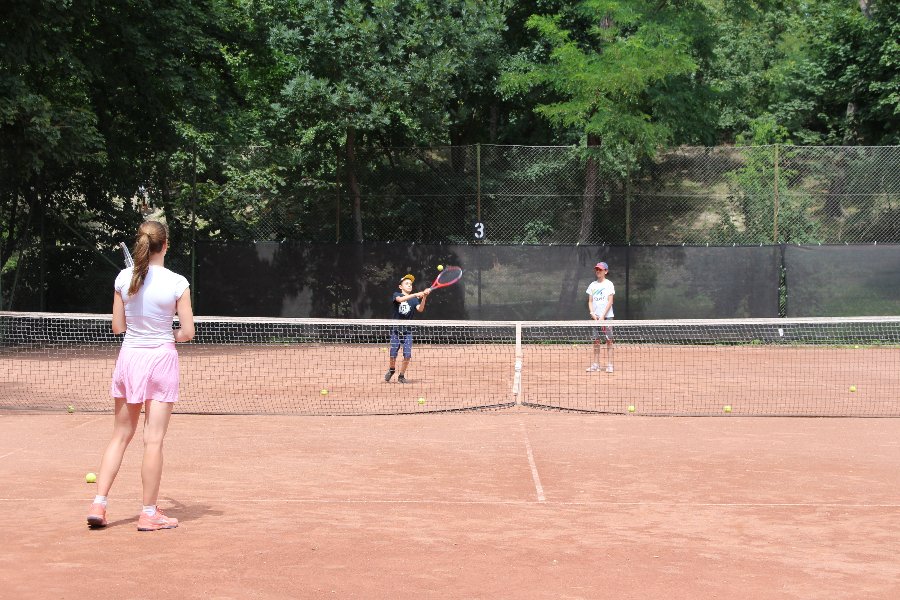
[594,262,608,271]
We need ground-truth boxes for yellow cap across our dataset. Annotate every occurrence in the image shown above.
[400,274,415,283]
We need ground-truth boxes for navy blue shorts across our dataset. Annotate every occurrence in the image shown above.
[389,328,413,359]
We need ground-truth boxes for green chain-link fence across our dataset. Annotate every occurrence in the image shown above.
[2,144,899,312]
[184,144,900,245]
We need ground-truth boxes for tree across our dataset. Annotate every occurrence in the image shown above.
[499,0,717,242]
[710,0,899,145]
[264,0,504,242]
[0,0,243,309]
[798,0,899,145]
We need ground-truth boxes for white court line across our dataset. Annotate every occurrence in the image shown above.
[519,420,545,502]
[68,416,105,431]
[2,497,900,508]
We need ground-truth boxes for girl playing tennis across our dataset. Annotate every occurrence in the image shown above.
[384,274,431,383]
[86,220,194,531]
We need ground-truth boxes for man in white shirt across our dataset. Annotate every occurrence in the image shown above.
[586,262,615,373]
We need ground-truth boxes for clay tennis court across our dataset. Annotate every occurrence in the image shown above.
[1,409,899,599]
[4,340,899,416]
[3,315,900,597]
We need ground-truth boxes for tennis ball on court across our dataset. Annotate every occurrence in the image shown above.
[85,472,97,483]
[849,385,857,393]
[66,405,75,413]
[437,264,444,271]
[320,388,328,395]
[627,405,635,413]
[723,405,732,413]
[418,397,426,405]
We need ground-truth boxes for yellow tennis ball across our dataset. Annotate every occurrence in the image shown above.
[66,405,75,414]
[85,472,97,483]
[849,385,857,393]
[437,265,444,271]
[723,405,732,413]
[418,397,426,405]
[627,405,635,413]
[320,388,328,395]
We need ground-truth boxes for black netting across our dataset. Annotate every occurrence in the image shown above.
[783,245,900,317]
[193,243,779,319]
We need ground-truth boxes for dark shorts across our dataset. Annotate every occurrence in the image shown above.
[389,327,414,359]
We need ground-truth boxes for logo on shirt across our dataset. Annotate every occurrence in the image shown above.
[398,301,411,316]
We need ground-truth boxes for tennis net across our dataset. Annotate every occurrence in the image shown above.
[2,312,899,416]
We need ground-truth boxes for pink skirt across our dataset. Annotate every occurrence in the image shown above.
[110,343,180,403]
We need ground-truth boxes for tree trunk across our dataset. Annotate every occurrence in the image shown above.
[346,128,363,242]
[7,187,38,310]
[578,135,601,244]
[489,105,499,143]
[859,0,872,19]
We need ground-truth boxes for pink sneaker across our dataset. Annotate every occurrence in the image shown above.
[87,503,108,528]
[137,507,179,531]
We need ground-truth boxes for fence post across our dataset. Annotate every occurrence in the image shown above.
[335,147,341,243]
[39,199,45,311]
[625,177,632,244]
[476,143,481,224]
[476,143,482,315]
[773,144,780,243]
[190,146,198,309]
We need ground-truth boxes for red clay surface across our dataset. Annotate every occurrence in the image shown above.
[3,343,898,416]
[1,409,899,599]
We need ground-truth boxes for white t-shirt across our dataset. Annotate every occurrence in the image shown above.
[586,279,615,318]
[114,265,190,348]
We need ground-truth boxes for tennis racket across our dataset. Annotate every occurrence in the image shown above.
[120,242,134,268]
[427,266,463,290]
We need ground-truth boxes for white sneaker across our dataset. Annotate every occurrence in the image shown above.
[586,364,600,372]
[606,365,614,373]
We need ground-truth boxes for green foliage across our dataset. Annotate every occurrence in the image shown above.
[710,0,899,144]
[266,0,504,145]
[1,0,898,310]
[500,0,717,173]
[0,0,246,308]
[720,120,819,243]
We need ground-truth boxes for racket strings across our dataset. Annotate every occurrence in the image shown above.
[434,266,462,286]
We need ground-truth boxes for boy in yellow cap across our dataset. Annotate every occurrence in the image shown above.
[385,274,431,383]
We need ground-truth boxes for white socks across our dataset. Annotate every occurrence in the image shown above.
[90,498,157,516]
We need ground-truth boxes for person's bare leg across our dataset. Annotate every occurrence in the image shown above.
[140,400,174,506]
[96,398,142,496]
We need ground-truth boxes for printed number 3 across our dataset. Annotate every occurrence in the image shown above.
[474,222,485,239]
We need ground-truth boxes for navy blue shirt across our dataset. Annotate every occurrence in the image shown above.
[392,291,421,320]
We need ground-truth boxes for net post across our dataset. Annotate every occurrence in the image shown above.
[512,321,522,401]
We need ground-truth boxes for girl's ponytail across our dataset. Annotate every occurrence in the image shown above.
[127,221,167,295]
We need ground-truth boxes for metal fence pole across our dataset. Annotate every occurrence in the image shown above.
[625,177,632,244]
[39,199,45,311]
[335,147,341,243]
[190,146,198,309]
[476,143,481,224]
[773,144,780,243]
[476,144,482,315]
